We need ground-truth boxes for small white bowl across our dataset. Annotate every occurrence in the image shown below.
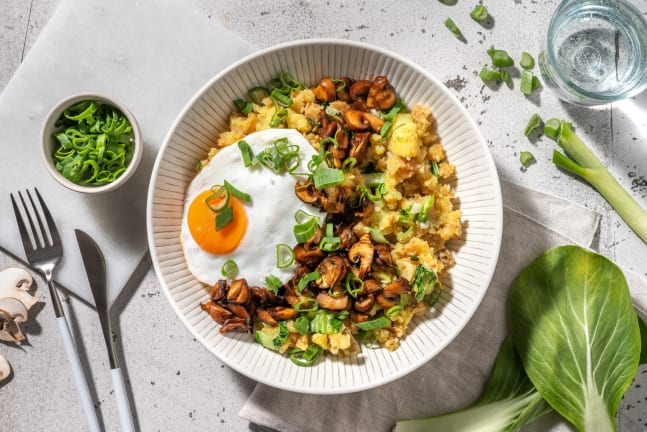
[41,93,142,194]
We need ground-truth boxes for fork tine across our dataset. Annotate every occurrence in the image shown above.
[10,193,35,252]
[18,191,44,249]
[34,188,61,247]
[26,189,50,247]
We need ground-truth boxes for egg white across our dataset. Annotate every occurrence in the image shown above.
[181,129,325,288]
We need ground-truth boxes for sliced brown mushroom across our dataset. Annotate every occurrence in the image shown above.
[343,110,384,133]
[348,131,371,162]
[293,244,326,266]
[352,196,374,219]
[225,303,250,322]
[350,310,369,323]
[316,292,350,310]
[210,279,228,301]
[353,294,375,313]
[200,300,234,324]
[336,224,356,250]
[375,292,399,308]
[318,119,338,138]
[361,278,383,295]
[269,306,298,321]
[335,77,354,102]
[383,279,410,297]
[366,76,397,110]
[349,80,371,101]
[374,244,393,267]
[313,77,337,102]
[295,180,324,205]
[227,278,250,304]
[256,308,278,326]
[348,236,375,279]
[315,255,348,288]
[220,318,250,333]
[323,186,346,214]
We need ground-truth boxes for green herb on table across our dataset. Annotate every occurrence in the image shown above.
[52,100,134,186]
[519,51,535,70]
[393,245,643,432]
[549,120,647,245]
[519,151,535,167]
[444,18,465,41]
[520,70,541,95]
[524,113,543,137]
[470,5,489,22]
[479,67,502,82]
[487,48,514,68]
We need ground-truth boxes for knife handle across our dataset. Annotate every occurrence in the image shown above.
[111,367,135,432]
[57,316,101,432]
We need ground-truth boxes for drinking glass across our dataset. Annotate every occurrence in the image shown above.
[539,0,647,105]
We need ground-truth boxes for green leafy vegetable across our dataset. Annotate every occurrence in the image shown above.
[355,316,391,331]
[549,120,647,244]
[509,246,641,431]
[52,100,134,186]
[309,310,343,334]
[410,264,442,303]
[272,321,289,349]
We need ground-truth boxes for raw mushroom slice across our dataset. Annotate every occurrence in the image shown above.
[0,354,10,382]
[0,268,40,343]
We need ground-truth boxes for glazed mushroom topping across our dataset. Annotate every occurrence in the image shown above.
[313,77,337,102]
[366,76,397,110]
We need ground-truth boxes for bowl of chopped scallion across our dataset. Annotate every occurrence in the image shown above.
[41,93,142,193]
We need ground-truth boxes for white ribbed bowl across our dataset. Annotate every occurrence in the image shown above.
[147,39,502,394]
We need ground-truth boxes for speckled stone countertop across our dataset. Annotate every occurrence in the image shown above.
[1,0,646,430]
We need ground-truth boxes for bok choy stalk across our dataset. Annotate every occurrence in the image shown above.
[392,337,551,432]
[549,120,647,244]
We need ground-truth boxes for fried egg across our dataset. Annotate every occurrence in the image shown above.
[181,128,324,287]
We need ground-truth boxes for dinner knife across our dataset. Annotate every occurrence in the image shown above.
[75,229,135,432]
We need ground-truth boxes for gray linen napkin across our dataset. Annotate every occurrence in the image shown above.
[239,179,647,432]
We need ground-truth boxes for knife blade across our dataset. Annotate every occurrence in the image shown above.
[75,229,135,432]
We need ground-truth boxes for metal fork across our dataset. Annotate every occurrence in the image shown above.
[11,189,101,432]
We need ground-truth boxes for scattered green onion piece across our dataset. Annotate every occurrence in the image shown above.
[289,345,323,367]
[418,194,435,222]
[294,298,319,313]
[272,321,289,349]
[410,264,441,303]
[444,18,464,40]
[397,226,415,243]
[380,98,407,121]
[500,69,512,85]
[357,183,387,202]
[520,70,540,95]
[294,316,310,334]
[312,167,345,190]
[297,271,321,293]
[531,75,542,92]
[363,172,386,186]
[237,140,255,167]
[369,227,391,245]
[544,118,562,140]
[268,77,285,91]
[215,205,234,231]
[223,180,251,202]
[336,310,350,320]
[342,157,357,172]
[470,5,489,22]
[319,136,339,149]
[309,310,343,334]
[195,161,203,173]
[279,72,303,90]
[520,51,535,70]
[269,89,292,107]
[275,243,295,269]
[386,305,404,318]
[247,86,269,105]
[479,66,502,82]
[430,161,441,177]
[397,208,412,226]
[344,274,364,298]
[356,316,391,331]
[520,151,536,166]
[524,113,543,137]
[234,98,252,115]
[294,209,320,224]
[204,186,230,212]
[319,223,341,252]
[487,48,514,68]
[269,107,288,127]
[221,259,238,278]
[332,78,347,92]
[410,254,420,262]
[265,275,284,294]
[294,216,319,243]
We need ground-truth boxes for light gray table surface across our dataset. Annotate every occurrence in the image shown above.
[1,0,646,431]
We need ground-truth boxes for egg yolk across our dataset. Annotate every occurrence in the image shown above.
[187,189,247,254]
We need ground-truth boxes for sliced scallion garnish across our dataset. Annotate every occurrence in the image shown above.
[297,271,321,293]
[265,274,283,294]
[386,305,403,318]
[221,259,238,278]
[237,140,255,167]
[344,274,364,298]
[204,186,230,212]
[444,18,464,40]
[520,151,536,166]
[234,98,252,115]
[294,298,319,313]
[524,113,543,137]
[356,316,391,331]
[275,243,295,268]
[312,167,345,190]
[487,48,514,68]
[223,180,251,202]
[289,345,322,367]
[520,51,536,70]
[470,5,489,22]
[479,66,502,82]
[215,205,234,231]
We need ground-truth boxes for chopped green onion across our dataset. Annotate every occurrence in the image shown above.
[444,18,464,40]
[397,226,415,243]
[221,259,238,278]
[294,216,319,243]
[342,157,357,172]
[479,66,502,82]
[487,48,514,68]
[357,183,387,202]
[410,255,420,261]
[269,88,292,107]
[265,274,283,294]
[294,209,319,224]
[544,118,562,140]
[520,70,541,95]
[430,161,441,177]
[319,222,341,252]
[336,310,350,320]
[386,305,404,318]
[520,51,535,69]
[248,86,269,104]
[410,264,441,303]
[520,151,536,166]
[294,298,319,313]
[397,208,412,226]
[273,321,289,349]
[356,316,391,331]
[380,98,406,121]
[500,69,512,85]
[234,98,252,115]
[294,316,310,334]
[289,345,323,367]
[275,243,295,268]
[312,167,346,190]
[297,271,321,293]
[470,5,489,21]
[279,72,303,90]
[237,140,255,167]
[223,180,251,202]
[309,310,343,334]
[369,227,391,244]
[418,195,435,222]
[344,274,364,298]
[362,172,386,186]
[195,161,203,173]
[204,186,230,212]
[215,205,234,231]
[524,113,543,137]
[269,107,288,127]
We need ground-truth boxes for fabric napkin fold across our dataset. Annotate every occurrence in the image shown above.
[239,179,647,432]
